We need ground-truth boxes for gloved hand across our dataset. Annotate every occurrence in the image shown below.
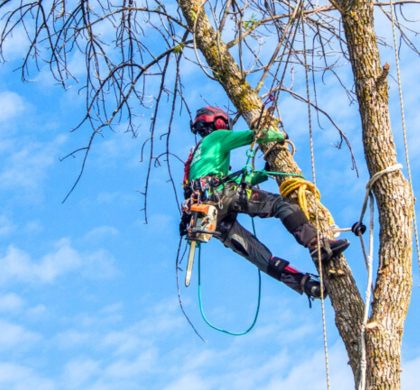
[279,130,289,144]
[179,212,191,236]
[257,127,288,144]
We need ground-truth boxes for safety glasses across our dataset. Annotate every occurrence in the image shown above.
[191,120,215,134]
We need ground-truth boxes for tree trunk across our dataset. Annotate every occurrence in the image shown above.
[178,0,367,380]
[338,1,414,388]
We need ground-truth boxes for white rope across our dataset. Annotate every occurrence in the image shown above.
[357,193,374,390]
[357,164,402,390]
[359,164,403,222]
[302,15,331,390]
[388,0,420,276]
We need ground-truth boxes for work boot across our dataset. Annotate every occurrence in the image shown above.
[301,274,327,299]
[309,238,350,264]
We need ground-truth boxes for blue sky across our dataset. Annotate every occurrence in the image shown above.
[0,3,419,390]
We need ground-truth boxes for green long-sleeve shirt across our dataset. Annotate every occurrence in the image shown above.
[189,129,285,183]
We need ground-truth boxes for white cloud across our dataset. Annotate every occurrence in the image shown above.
[80,249,119,280]
[0,362,54,390]
[26,304,48,319]
[0,320,40,350]
[58,349,159,389]
[49,299,184,382]
[0,215,15,237]
[84,226,119,242]
[23,220,44,235]
[264,344,353,390]
[36,239,83,282]
[105,349,158,379]
[0,293,24,312]
[158,339,353,390]
[3,291,417,390]
[163,373,213,390]
[0,240,82,283]
[0,19,29,61]
[95,191,138,206]
[0,245,38,283]
[63,357,100,389]
[92,132,141,169]
[0,92,26,125]
[55,330,92,350]
[100,329,144,356]
[0,238,117,285]
[97,301,184,357]
[51,295,341,389]
[402,355,420,390]
[134,213,175,235]
[0,135,67,192]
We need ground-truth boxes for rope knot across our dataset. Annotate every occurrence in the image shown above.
[279,177,335,226]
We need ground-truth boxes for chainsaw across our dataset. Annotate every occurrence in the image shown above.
[185,203,218,287]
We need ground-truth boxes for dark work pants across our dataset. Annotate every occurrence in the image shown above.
[215,185,317,293]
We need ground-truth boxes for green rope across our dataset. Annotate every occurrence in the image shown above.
[245,148,257,161]
[197,221,262,336]
[262,170,304,178]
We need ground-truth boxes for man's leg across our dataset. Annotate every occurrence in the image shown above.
[216,217,324,297]
[242,188,349,262]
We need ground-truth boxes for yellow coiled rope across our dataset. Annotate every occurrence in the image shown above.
[279,177,335,227]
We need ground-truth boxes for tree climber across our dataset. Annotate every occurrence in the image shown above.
[180,106,350,299]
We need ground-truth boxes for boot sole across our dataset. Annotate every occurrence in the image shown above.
[310,240,350,263]
[331,240,350,257]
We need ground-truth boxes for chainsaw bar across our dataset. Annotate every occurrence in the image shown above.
[185,240,196,287]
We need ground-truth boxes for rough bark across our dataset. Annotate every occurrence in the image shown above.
[337,1,414,388]
[178,0,366,379]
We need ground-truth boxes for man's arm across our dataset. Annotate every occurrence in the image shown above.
[256,128,286,144]
[217,128,286,154]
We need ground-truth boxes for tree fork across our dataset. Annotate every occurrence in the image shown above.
[179,0,364,378]
[339,0,414,388]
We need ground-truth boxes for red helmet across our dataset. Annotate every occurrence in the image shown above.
[191,106,232,137]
